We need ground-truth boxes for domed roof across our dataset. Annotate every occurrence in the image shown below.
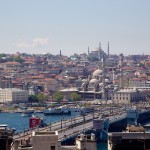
[105,79,110,83]
[99,83,103,86]
[89,78,98,84]
[82,79,88,82]
[93,69,103,77]
[92,47,101,52]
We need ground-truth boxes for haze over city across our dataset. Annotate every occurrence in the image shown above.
[0,0,150,56]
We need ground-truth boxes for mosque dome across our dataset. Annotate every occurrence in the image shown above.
[105,79,110,83]
[89,79,98,84]
[92,47,100,52]
[93,69,103,77]
[99,83,103,86]
[82,79,88,82]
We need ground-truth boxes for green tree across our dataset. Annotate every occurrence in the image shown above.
[28,95,38,102]
[13,56,25,63]
[37,93,47,103]
[69,92,81,102]
[0,53,6,57]
[53,92,64,103]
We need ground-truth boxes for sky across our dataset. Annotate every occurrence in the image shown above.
[0,0,150,56]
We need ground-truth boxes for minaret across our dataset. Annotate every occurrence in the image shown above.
[60,50,61,57]
[99,41,101,50]
[108,42,110,57]
[88,46,90,55]
[119,53,124,89]
[102,54,106,100]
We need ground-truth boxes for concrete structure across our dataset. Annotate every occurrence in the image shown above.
[0,125,14,150]
[15,131,97,150]
[75,134,97,150]
[0,88,28,103]
[112,88,146,104]
[108,125,150,150]
[129,78,150,87]
[0,62,22,70]
[32,131,60,150]
[119,54,124,89]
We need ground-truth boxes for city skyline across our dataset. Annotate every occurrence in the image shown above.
[0,0,150,56]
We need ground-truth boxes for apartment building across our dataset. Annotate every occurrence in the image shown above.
[0,88,28,103]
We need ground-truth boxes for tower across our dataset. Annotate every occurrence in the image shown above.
[99,41,101,50]
[60,50,61,57]
[88,46,90,55]
[107,42,109,57]
[119,53,124,89]
[102,54,106,100]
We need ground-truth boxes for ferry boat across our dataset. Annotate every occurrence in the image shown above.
[43,107,71,115]
[21,109,35,117]
[80,107,94,115]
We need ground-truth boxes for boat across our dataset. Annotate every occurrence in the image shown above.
[43,107,71,115]
[21,109,35,117]
[80,107,94,115]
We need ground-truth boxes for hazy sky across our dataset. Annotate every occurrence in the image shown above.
[0,0,150,56]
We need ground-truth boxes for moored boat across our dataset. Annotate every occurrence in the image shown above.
[43,107,71,115]
[21,109,35,117]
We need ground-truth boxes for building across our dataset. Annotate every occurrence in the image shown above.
[0,62,22,70]
[112,88,146,104]
[0,88,28,103]
[32,131,60,150]
[76,68,114,100]
[15,131,97,150]
[0,125,14,150]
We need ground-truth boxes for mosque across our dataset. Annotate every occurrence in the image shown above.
[75,42,117,100]
[76,68,115,100]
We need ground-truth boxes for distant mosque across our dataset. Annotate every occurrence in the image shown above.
[88,42,110,61]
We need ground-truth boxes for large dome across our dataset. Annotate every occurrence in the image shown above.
[93,69,103,77]
[89,78,98,84]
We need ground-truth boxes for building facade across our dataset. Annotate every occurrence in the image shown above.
[0,88,28,103]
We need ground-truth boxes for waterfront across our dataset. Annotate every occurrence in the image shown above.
[0,112,79,132]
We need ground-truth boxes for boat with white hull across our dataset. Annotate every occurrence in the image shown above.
[43,107,71,115]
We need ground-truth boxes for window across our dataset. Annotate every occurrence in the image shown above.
[51,146,55,150]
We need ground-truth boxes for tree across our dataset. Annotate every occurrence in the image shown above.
[53,92,64,103]
[37,93,47,103]
[0,53,6,57]
[69,92,81,102]
[13,56,25,63]
[28,95,38,102]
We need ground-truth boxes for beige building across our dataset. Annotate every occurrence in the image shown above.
[0,62,22,70]
[14,131,97,150]
[32,131,60,150]
[112,88,146,104]
[0,88,28,103]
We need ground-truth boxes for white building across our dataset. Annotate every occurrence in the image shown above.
[112,88,146,104]
[0,88,28,103]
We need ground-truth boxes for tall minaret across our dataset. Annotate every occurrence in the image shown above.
[60,50,61,57]
[119,53,124,89]
[108,42,110,57]
[102,54,106,100]
[99,41,101,50]
[88,46,90,55]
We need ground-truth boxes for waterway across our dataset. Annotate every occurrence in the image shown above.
[0,112,107,149]
[0,112,79,132]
